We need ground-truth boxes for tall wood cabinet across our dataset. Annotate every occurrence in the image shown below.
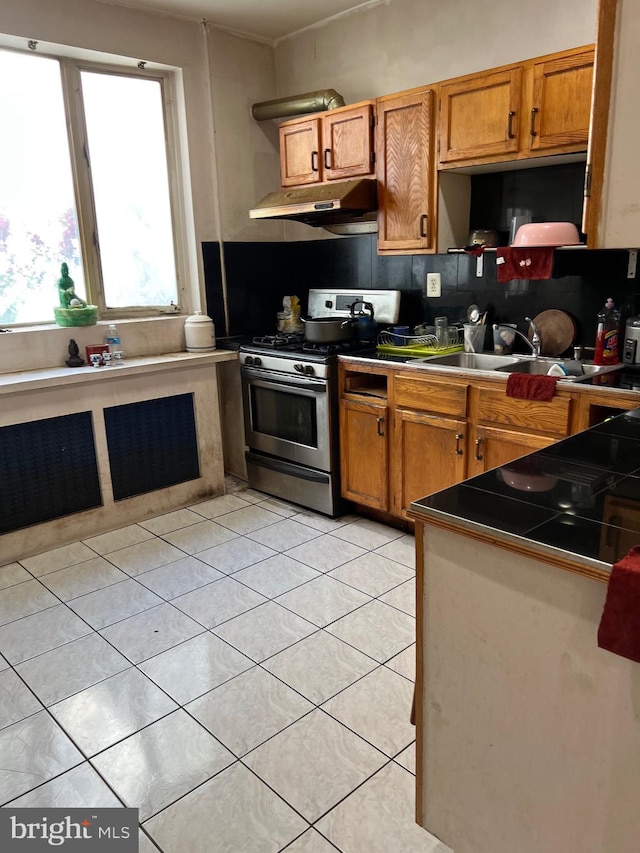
[375,88,436,253]
[279,101,375,187]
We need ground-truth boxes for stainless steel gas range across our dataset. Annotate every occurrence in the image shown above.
[240,289,401,516]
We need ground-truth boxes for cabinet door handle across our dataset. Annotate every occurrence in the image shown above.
[419,214,428,239]
[311,150,319,172]
[474,437,484,461]
[324,148,332,169]
[507,110,516,139]
[530,107,539,137]
[376,416,385,437]
[455,432,464,456]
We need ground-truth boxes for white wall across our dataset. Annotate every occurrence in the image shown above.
[275,0,598,101]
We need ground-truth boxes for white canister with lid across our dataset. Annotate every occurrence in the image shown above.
[185,311,216,352]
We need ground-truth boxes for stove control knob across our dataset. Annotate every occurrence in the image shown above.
[244,355,254,365]
[304,365,315,376]
[253,356,262,367]
[293,363,304,373]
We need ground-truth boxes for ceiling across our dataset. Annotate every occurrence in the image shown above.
[99,0,379,42]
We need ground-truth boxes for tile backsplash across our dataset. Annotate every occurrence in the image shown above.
[204,236,639,355]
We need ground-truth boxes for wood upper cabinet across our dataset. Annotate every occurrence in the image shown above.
[322,103,375,180]
[280,118,322,187]
[528,48,594,153]
[279,102,375,188]
[439,67,523,166]
[340,397,389,511]
[438,45,594,169]
[376,87,436,253]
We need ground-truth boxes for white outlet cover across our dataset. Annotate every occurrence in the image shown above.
[427,273,441,297]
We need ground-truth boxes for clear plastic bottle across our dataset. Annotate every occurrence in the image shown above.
[594,298,620,365]
[105,323,124,365]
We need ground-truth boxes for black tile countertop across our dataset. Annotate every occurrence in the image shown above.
[411,408,640,575]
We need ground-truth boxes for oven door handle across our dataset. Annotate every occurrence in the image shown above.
[247,451,330,483]
[241,367,327,393]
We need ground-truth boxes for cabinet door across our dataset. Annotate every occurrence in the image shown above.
[468,425,555,476]
[322,103,374,181]
[529,49,594,153]
[279,118,322,186]
[376,88,435,252]
[599,495,640,563]
[340,398,388,511]
[393,409,466,517]
[439,67,523,167]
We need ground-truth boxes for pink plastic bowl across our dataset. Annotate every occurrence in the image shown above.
[512,222,581,247]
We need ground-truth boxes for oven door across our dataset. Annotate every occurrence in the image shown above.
[241,365,332,471]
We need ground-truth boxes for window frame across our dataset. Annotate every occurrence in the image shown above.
[2,44,188,325]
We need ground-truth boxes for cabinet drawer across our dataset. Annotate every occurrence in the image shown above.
[395,374,468,417]
[476,387,571,436]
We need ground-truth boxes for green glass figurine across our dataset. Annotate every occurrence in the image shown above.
[57,263,86,309]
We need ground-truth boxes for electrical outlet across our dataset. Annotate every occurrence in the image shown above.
[426,273,441,297]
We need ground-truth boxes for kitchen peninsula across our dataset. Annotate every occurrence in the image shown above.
[409,408,640,853]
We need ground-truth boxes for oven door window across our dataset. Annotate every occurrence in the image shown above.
[250,385,318,448]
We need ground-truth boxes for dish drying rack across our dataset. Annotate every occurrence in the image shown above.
[377,326,464,356]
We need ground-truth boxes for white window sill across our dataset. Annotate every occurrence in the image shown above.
[0,350,237,396]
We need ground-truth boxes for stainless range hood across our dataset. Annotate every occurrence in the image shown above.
[249,179,378,229]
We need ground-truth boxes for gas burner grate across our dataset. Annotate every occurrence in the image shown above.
[252,332,305,348]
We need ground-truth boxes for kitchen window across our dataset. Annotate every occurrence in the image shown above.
[0,46,181,326]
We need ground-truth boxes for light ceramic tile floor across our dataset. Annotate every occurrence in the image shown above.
[0,481,449,853]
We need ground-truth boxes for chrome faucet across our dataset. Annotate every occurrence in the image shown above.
[494,317,541,357]
[525,316,542,358]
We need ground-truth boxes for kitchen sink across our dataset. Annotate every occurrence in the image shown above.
[409,351,625,382]
[411,352,522,370]
[494,357,624,381]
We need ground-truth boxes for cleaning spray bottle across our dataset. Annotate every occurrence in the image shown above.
[594,298,620,365]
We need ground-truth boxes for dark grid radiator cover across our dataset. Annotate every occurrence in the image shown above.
[0,411,102,535]
[104,393,200,501]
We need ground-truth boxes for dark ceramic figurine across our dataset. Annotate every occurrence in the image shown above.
[65,338,85,368]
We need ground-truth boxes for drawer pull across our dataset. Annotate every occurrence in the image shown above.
[455,432,464,456]
[377,416,385,437]
[530,107,539,137]
[474,437,484,461]
[507,110,516,139]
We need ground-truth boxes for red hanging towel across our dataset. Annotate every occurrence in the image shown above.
[506,373,558,401]
[496,247,555,282]
[598,545,640,664]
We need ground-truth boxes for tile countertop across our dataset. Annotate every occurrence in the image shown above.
[0,350,238,396]
[411,408,640,580]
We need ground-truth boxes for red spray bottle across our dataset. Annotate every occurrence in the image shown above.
[594,298,620,365]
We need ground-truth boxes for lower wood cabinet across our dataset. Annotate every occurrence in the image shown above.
[339,362,640,522]
[340,397,389,511]
[393,409,466,517]
[467,424,556,476]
